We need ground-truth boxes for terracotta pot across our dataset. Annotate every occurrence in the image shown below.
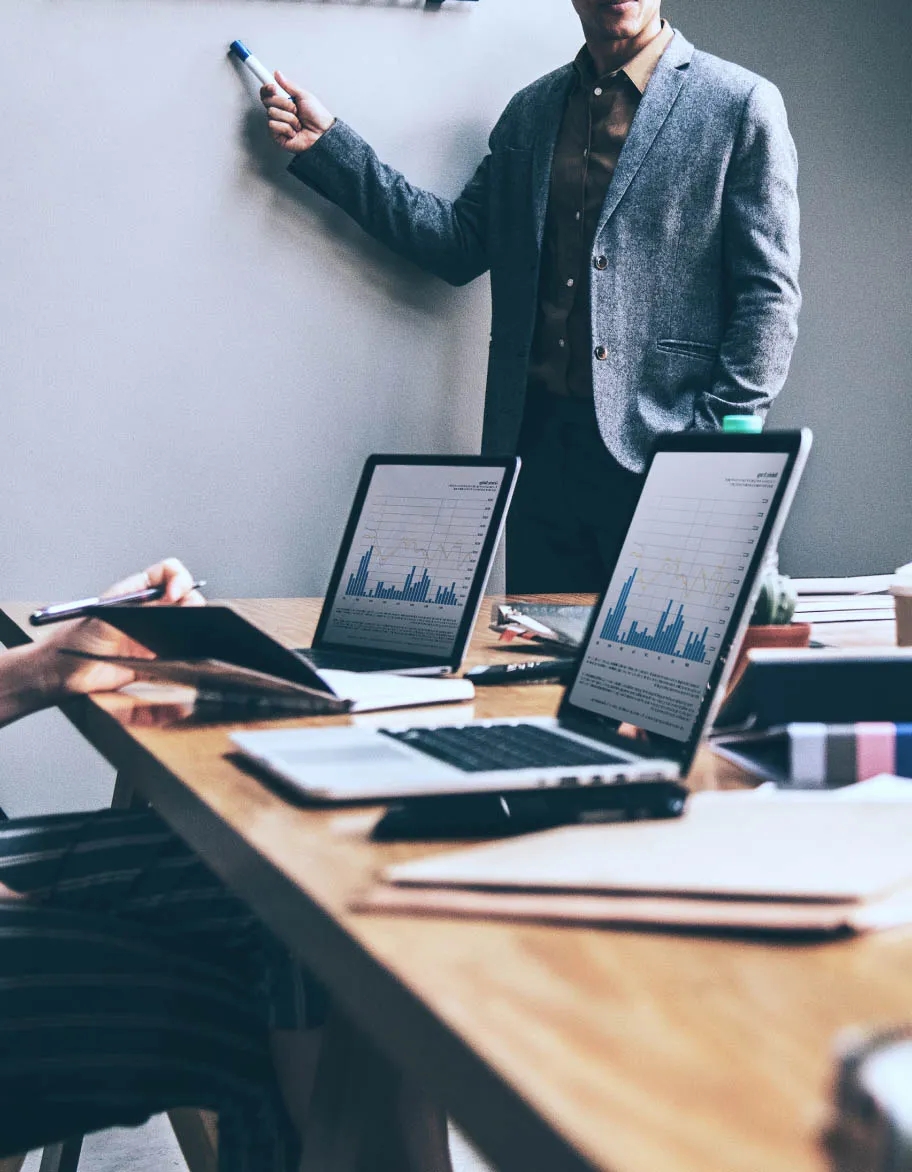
[729,622,812,693]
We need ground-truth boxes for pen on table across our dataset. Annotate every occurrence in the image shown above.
[29,581,207,627]
[465,657,578,686]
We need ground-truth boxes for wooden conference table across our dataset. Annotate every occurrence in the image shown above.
[0,597,907,1172]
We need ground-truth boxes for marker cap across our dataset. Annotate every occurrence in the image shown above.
[229,40,251,61]
[722,414,763,434]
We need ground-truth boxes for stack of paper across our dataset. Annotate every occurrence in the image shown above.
[359,793,912,936]
[792,574,896,595]
[792,565,910,624]
[793,594,896,625]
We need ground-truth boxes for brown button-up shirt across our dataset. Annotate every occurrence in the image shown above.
[527,22,674,400]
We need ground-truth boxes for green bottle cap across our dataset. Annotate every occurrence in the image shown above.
[722,414,763,434]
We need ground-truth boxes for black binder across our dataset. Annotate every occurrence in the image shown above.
[715,649,912,730]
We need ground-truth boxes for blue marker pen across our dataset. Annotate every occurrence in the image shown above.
[229,40,289,98]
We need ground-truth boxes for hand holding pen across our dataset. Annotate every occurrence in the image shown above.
[27,558,206,702]
[31,563,206,626]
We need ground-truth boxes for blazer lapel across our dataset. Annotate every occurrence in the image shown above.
[595,30,695,236]
[530,67,575,248]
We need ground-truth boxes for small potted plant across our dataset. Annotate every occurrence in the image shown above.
[731,555,811,684]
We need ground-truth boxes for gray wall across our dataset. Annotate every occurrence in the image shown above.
[1,0,910,812]
[0,0,581,813]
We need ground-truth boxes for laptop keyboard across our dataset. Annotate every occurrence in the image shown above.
[379,724,627,774]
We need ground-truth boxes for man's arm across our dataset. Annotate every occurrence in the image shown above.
[262,74,491,288]
[693,79,801,428]
[0,558,203,729]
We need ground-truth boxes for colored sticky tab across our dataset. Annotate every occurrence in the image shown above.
[824,727,857,783]
[855,723,897,780]
[896,724,912,779]
[787,723,828,787]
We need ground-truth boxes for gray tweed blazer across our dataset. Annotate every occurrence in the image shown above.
[289,29,800,471]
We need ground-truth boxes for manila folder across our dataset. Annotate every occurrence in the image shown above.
[361,795,912,936]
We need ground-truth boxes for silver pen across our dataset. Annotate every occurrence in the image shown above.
[29,580,207,627]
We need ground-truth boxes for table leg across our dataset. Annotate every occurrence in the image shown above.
[37,1139,82,1172]
[299,1008,453,1172]
[110,770,137,810]
[168,1110,218,1172]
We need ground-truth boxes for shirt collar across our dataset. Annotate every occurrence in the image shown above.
[573,20,674,95]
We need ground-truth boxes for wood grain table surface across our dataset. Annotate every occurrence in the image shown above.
[0,597,906,1172]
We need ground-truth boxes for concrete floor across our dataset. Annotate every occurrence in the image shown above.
[21,1114,494,1172]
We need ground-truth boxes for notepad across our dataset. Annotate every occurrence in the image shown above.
[64,651,473,715]
[360,794,912,935]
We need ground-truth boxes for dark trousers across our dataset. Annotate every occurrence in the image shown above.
[506,392,644,594]
[0,807,317,1169]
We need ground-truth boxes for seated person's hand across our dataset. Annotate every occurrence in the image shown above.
[44,558,205,698]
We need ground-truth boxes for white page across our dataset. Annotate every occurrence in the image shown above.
[744,776,912,802]
[794,595,895,612]
[791,575,895,595]
[318,668,473,713]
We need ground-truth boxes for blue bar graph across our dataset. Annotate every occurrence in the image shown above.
[599,569,709,663]
[345,546,459,606]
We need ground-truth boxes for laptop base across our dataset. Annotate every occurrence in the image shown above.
[371,781,688,841]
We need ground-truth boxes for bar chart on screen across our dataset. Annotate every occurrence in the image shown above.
[343,495,488,608]
[322,463,508,657]
[598,568,711,662]
[570,449,789,738]
[595,480,774,669]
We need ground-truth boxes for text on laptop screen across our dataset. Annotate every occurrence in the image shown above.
[321,463,508,658]
[568,449,790,741]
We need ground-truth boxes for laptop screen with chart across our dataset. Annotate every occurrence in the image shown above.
[312,456,519,670]
[231,434,811,803]
[565,436,806,755]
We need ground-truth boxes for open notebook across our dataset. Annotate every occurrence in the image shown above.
[359,794,912,936]
[65,605,473,715]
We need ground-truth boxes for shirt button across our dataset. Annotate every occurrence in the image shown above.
[594,255,608,270]
[583,148,588,157]
[594,345,609,361]
[566,278,574,287]
[594,87,603,96]
[575,211,581,221]
[558,339,566,348]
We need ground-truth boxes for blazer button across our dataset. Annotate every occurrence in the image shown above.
[594,345,609,361]
[593,255,608,270]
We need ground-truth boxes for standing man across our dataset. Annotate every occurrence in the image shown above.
[260,0,800,592]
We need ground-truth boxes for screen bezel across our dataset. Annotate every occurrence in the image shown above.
[555,430,810,771]
[313,454,520,669]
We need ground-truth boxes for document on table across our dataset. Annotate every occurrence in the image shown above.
[794,594,896,624]
[358,792,912,935]
[318,669,473,713]
[792,574,896,595]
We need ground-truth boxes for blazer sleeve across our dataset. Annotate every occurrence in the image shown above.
[693,79,801,429]
[287,119,491,288]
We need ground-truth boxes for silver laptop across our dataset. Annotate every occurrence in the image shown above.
[297,455,520,675]
[233,430,812,802]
